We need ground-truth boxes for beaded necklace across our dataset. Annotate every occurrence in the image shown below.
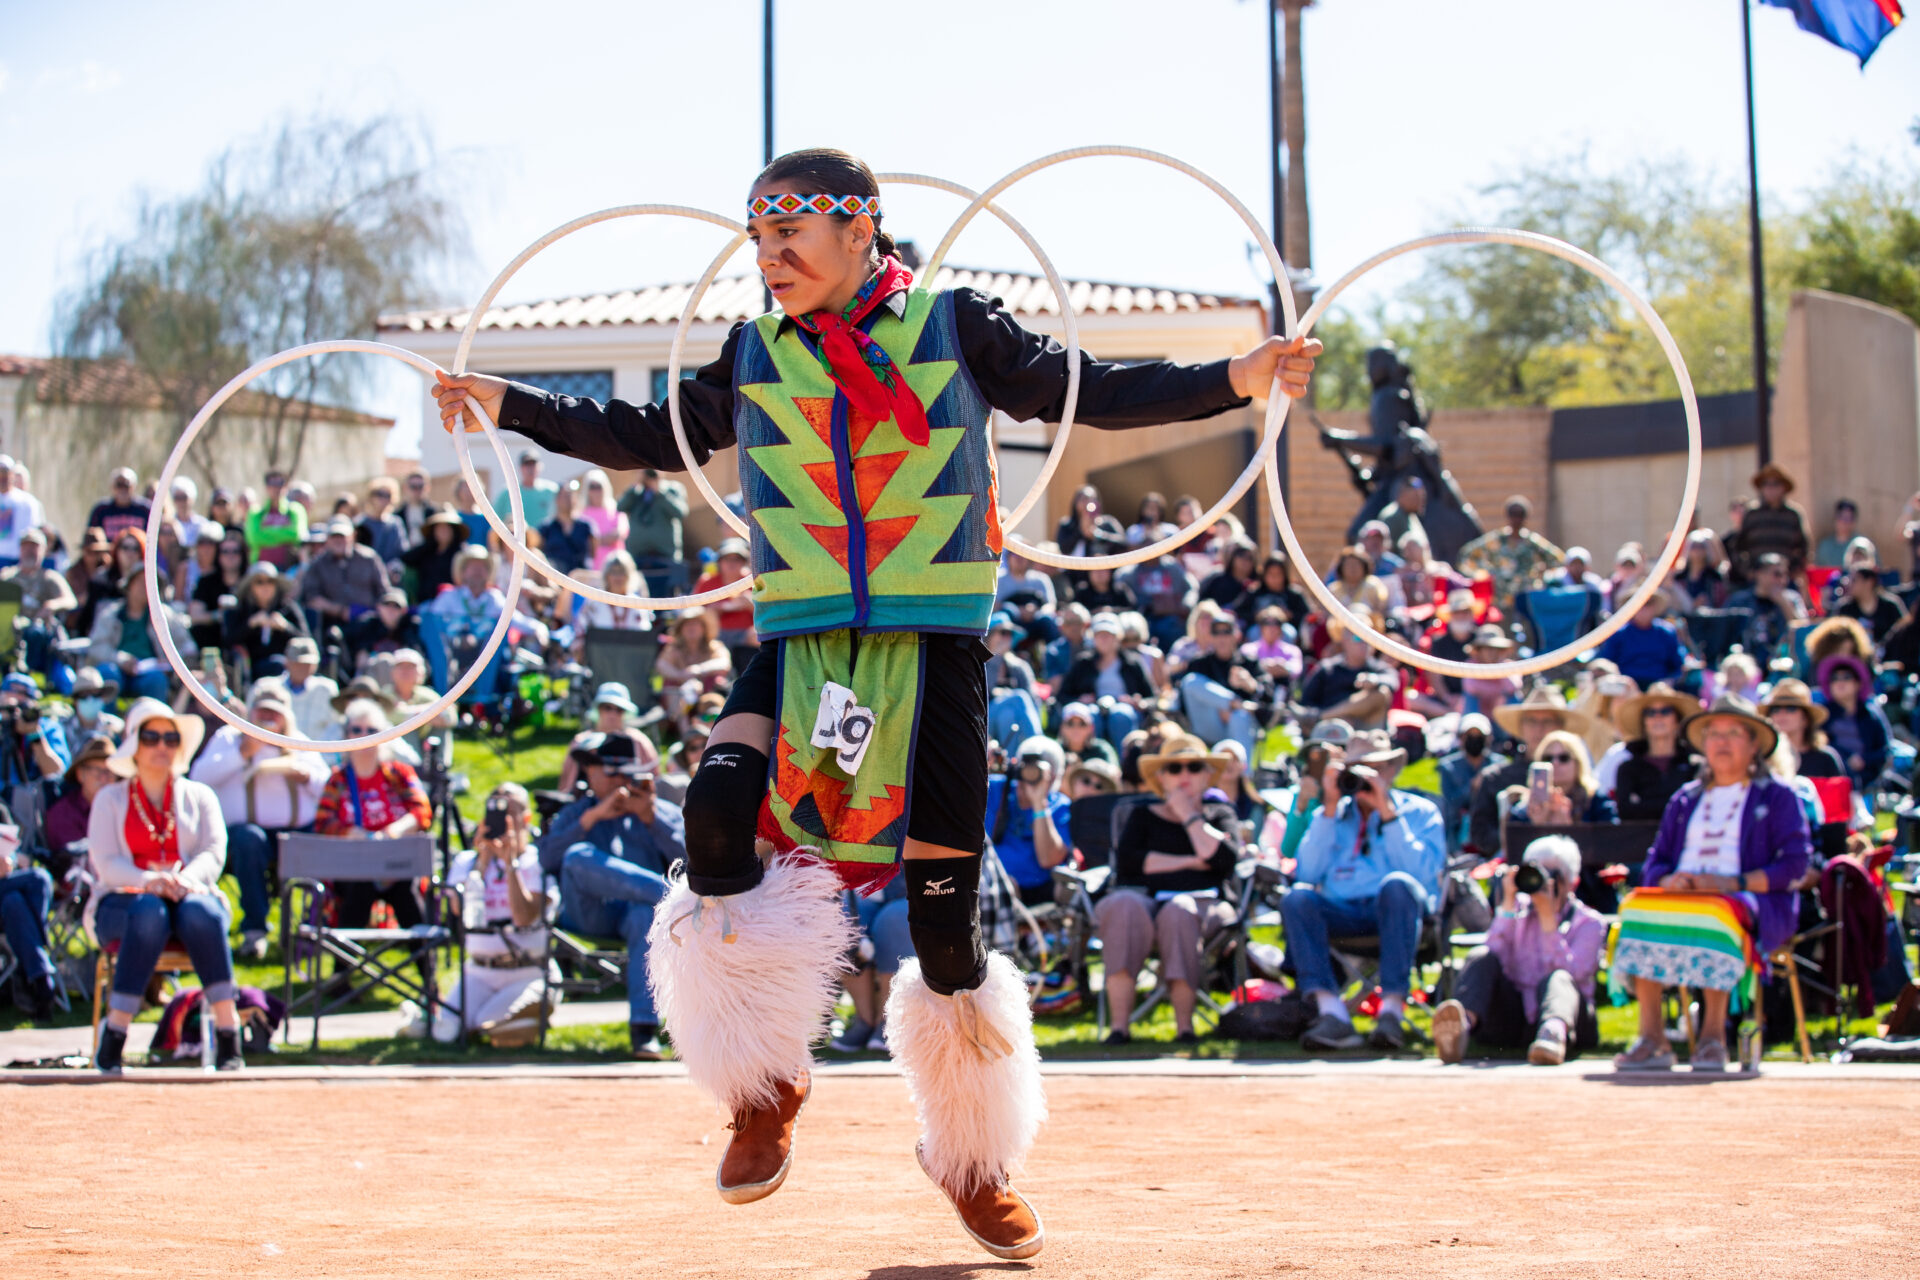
[130,777,177,854]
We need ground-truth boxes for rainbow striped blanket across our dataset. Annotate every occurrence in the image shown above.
[1607,889,1762,1013]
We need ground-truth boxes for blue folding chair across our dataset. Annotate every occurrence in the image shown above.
[1515,586,1602,658]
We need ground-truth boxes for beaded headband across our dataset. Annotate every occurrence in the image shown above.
[748,192,882,220]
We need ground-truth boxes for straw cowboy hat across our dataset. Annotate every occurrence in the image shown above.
[1342,728,1408,773]
[1469,624,1515,652]
[62,733,115,786]
[1759,678,1829,728]
[1138,733,1233,795]
[1492,683,1592,737]
[1612,682,1702,740]
[1751,462,1797,494]
[331,675,397,714]
[1682,693,1780,758]
[107,698,205,778]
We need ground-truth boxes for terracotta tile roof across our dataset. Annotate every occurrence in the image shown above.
[0,354,393,427]
[377,267,1263,336]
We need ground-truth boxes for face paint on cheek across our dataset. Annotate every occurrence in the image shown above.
[780,247,822,280]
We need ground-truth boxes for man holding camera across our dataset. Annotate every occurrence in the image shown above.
[536,733,685,1059]
[983,736,1072,908]
[1283,729,1446,1052]
[0,674,69,797]
[1430,835,1604,1066]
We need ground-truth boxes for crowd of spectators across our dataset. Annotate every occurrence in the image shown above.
[1,450,1916,1073]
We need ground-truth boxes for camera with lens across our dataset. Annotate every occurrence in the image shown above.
[1513,861,1560,895]
[1336,763,1377,798]
[483,794,512,841]
[1015,751,1051,785]
[0,700,39,727]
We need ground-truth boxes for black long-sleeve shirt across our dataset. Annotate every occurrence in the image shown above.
[1114,800,1241,894]
[496,288,1250,475]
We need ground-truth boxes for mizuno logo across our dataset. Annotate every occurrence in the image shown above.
[705,752,743,767]
[922,877,955,895]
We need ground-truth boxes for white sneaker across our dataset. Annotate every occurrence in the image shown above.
[238,931,271,961]
[1527,1018,1568,1066]
[396,1000,428,1040]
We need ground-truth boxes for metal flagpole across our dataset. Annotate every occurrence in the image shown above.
[1268,0,1289,536]
[1741,0,1771,464]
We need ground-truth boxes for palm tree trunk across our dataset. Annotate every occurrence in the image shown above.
[1281,0,1311,279]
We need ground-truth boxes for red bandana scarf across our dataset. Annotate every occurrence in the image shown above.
[789,255,930,446]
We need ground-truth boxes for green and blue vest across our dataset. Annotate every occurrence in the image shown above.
[732,287,1002,640]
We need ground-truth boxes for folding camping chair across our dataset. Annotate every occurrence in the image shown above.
[1514,586,1602,661]
[580,629,660,716]
[278,832,462,1050]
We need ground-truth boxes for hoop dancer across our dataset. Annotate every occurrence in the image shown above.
[434,147,1319,1260]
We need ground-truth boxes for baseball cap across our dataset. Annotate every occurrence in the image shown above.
[716,537,750,561]
[379,587,409,608]
[517,448,540,465]
[285,636,320,663]
[1089,611,1122,637]
[326,516,354,538]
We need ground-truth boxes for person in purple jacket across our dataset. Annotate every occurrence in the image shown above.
[1612,695,1811,1072]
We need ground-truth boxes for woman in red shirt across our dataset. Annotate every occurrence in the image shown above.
[315,697,433,933]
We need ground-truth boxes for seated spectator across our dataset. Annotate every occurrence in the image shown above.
[297,516,390,627]
[536,733,683,1059]
[190,682,329,958]
[983,736,1072,907]
[1240,606,1303,690]
[1056,702,1119,769]
[1761,678,1850,861]
[536,480,594,579]
[2,785,65,1017]
[1261,719,1351,862]
[1834,558,1907,643]
[1457,495,1565,616]
[1604,684,1702,821]
[418,782,556,1044]
[828,874,912,1054]
[188,530,248,652]
[1197,540,1257,610]
[88,562,195,702]
[573,550,653,634]
[1392,531,1456,613]
[1436,713,1505,854]
[655,609,732,735]
[1814,498,1858,569]
[1727,462,1810,580]
[1805,614,1873,681]
[222,561,309,680]
[985,611,1045,750]
[1065,756,1121,803]
[1212,739,1261,825]
[4,529,76,673]
[1504,733,1619,878]
[1283,729,1446,1051]
[1570,662,1636,763]
[313,698,433,949]
[1125,550,1198,650]
[1430,835,1605,1065]
[1459,625,1521,717]
[1042,602,1090,683]
[180,520,223,602]
[345,588,422,674]
[559,682,660,793]
[1470,685,1589,855]
[1669,528,1729,614]
[1605,543,1650,612]
[1422,589,1484,705]
[0,674,71,796]
[1056,484,1127,593]
[87,698,245,1074]
[1596,589,1686,690]
[63,526,122,640]
[46,732,115,856]
[1119,611,1170,694]
[1326,545,1390,619]
[384,648,452,767]
[575,469,629,571]
[1724,552,1805,659]
[1613,695,1810,1072]
[1070,565,1135,618]
[87,467,152,545]
[1813,654,1890,790]
[997,548,1060,644]
[402,508,468,602]
[1234,554,1310,631]
[695,537,756,657]
[1055,612,1154,749]
[1707,650,1761,704]
[357,478,408,572]
[245,469,309,569]
[278,636,340,742]
[1295,610,1398,731]
[1357,521,1405,581]
[1094,734,1242,1045]
[1124,491,1175,549]
[1177,603,1272,760]
[430,544,506,642]
[63,669,124,745]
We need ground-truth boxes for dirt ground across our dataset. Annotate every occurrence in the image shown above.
[2,1072,1913,1279]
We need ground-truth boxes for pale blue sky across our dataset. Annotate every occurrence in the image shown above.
[2,0,1914,452]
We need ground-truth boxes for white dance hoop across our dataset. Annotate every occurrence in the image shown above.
[448,204,754,612]
[1267,228,1703,680]
[662,172,1086,542]
[147,340,528,754]
[921,146,1300,571]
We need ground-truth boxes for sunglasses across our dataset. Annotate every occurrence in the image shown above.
[1541,752,1575,765]
[137,727,183,748]
[1209,624,1238,637]
[345,724,377,737]
[1642,705,1680,719]
[1161,760,1210,776]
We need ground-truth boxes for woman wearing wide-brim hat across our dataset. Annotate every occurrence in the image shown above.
[400,507,470,601]
[1760,677,1848,859]
[1490,683,1592,740]
[1607,683,1702,822]
[87,698,243,1074]
[1093,733,1243,1047]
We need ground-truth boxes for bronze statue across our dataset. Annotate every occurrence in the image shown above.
[1319,343,1482,563]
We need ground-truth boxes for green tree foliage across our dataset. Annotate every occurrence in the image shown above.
[1312,151,1914,411]
[56,114,466,479]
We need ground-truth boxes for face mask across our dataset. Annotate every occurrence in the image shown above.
[77,697,105,720]
[1461,732,1487,756]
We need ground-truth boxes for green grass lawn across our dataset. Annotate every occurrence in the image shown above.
[5,719,1910,1068]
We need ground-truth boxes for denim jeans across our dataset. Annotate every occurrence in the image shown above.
[847,880,914,975]
[1179,672,1260,760]
[93,891,236,1016]
[1452,949,1597,1052]
[103,663,170,703]
[1065,699,1139,752]
[226,822,303,934]
[559,844,669,1025]
[0,867,55,985]
[1279,870,1427,999]
[988,688,1046,752]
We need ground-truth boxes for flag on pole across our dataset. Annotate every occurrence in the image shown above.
[1760,0,1904,66]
